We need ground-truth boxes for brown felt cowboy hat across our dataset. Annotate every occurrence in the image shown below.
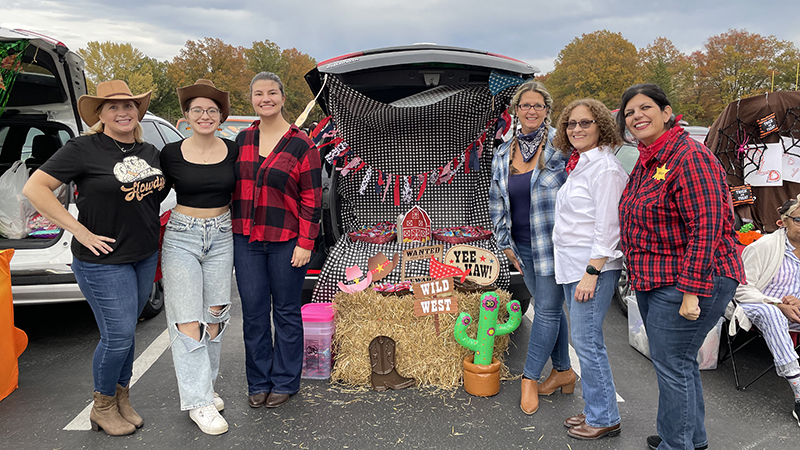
[77,80,151,127]
[176,79,230,122]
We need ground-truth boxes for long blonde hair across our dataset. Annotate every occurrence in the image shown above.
[509,80,553,171]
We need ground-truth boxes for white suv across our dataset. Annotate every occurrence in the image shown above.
[0,28,179,319]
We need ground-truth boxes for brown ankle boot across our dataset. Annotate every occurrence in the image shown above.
[537,368,576,396]
[90,391,136,436]
[116,384,143,428]
[520,377,539,414]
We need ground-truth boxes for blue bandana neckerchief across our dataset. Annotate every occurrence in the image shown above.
[517,123,547,163]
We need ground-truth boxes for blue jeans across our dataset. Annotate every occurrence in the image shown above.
[517,242,570,379]
[636,277,738,450]
[162,210,233,410]
[71,251,159,396]
[233,234,308,396]
[564,270,621,428]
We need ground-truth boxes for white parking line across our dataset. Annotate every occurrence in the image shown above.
[63,328,171,431]
[525,304,625,403]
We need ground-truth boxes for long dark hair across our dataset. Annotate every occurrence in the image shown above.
[616,83,675,143]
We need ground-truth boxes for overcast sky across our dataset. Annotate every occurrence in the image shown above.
[2,0,799,74]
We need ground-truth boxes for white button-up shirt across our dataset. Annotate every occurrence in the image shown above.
[553,146,629,284]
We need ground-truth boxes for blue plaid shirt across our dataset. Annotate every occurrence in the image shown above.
[489,127,568,276]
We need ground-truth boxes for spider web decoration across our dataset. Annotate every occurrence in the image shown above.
[707,92,800,232]
[309,75,520,303]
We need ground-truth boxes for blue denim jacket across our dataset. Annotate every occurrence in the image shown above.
[489,127,568,276]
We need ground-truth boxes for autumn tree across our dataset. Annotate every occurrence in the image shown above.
[639,38,686,109]
[170,38,254,115]
[694,29,800,118]
[547,30,640,117]
[278,47,318,122]
[78,41,153,96]
[246,40,284,75]
[144,58,181,123]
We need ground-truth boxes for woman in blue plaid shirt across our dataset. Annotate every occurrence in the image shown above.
[489,80,571,416]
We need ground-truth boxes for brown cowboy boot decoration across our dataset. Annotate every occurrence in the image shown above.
[369,336,415,391]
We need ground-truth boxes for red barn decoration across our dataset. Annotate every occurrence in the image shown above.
[400,206,431,243]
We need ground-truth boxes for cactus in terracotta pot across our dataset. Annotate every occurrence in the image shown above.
[454,292,521,365]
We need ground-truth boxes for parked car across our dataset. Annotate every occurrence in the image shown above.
[0,28,179,319]
[303,44,539,307]
[176,115,256,140]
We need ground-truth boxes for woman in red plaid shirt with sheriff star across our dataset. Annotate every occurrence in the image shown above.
[616,84,744,450]
[232,72,322,410]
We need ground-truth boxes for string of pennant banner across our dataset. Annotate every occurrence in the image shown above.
[310,110,513,207]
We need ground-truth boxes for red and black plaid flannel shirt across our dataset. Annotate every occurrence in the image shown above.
[619,127,744,297]
[233,123,322,250]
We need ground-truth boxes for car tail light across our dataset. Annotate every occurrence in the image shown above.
[486,52,529,65]
[318,52,364,67]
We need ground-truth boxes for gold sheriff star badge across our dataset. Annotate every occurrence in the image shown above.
[653,164,670,181]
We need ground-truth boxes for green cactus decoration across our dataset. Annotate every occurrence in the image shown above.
[454,292,522,365]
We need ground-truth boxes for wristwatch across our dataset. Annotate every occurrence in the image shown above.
[586,265,601,276]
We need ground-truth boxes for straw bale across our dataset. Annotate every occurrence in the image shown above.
[331,289,516,388]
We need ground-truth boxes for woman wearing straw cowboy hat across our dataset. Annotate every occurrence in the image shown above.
[159,79,237,435]
[23,80,165,436]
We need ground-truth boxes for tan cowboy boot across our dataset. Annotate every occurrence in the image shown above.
[520,377,539,414]
[538,368,576,395]
[116,384,143,428]
[90,391,136,436]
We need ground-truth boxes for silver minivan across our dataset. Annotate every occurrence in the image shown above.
[0,28,179,318]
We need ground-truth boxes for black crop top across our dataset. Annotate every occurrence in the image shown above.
[160,139,238,208]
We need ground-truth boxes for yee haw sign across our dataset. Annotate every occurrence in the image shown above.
[412,277,458,317]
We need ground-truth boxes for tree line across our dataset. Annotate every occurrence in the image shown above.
[80,28,799,127]
[543,29,800,126]
[79,38,319,125]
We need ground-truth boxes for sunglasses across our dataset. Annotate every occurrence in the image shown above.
[565,119,596,130]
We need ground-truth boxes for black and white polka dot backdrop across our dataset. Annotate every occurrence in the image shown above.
[311,76,517,303]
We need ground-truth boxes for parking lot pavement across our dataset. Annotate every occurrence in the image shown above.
[2,280,799,449]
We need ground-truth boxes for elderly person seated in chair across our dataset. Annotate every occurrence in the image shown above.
[732,194,800,427]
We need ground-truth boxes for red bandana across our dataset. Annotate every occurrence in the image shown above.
[637,125,684,165]
[565,149,580,174]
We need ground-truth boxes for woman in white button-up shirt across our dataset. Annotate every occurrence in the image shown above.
[551,99,628,441]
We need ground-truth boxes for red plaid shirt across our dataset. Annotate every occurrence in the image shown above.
[619,127,744,296]
[233,123,322,250]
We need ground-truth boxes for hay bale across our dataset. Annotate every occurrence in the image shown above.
[331,289,516,388]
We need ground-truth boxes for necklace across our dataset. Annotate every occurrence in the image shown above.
[111,138,135,153]
[191,140,215,164]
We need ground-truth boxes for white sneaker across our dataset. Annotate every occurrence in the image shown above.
[189,404,228,435]
[213,392,224,411]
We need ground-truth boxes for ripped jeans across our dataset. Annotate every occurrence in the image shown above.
[161,210,233,410]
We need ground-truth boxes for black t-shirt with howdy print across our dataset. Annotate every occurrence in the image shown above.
[39,133,166,264]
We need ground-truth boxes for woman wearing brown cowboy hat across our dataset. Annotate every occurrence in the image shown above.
[23,80,166,436]
[159,79,238,435]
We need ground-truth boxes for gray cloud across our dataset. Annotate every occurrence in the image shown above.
[2,0,798,74]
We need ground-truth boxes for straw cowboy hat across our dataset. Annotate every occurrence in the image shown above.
[176,79,230,122]
[77,80,151,127]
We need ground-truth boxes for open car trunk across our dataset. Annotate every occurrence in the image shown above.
[304,44,538,303]
[0,30,84,248]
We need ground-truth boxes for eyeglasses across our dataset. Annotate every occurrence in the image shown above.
[188,107,221,117]
[565,120,596,130]
[787,216,800,225]
[517,103,547,112]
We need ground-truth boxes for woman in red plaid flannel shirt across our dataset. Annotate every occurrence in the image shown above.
[232,72,322,410]
[616,84,744,450]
